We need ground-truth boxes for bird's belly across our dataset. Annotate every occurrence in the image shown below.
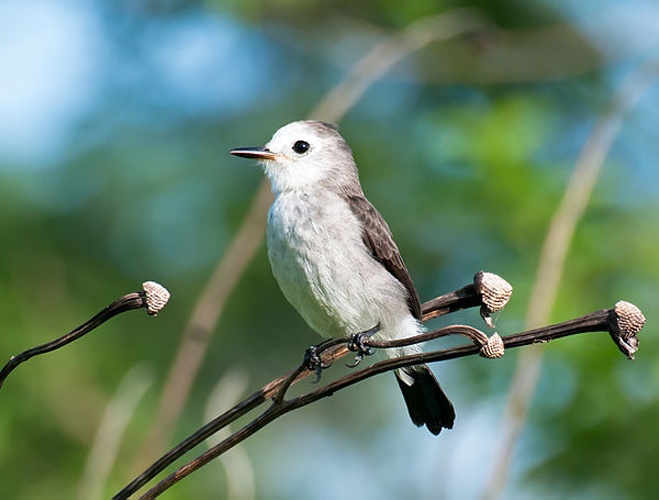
[268,232,374,337]
[267,199,384,338]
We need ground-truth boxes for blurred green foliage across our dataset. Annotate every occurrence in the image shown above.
[0,0,658,499]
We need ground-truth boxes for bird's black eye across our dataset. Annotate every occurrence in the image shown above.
[292,140,310,155]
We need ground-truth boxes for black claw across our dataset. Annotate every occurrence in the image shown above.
[304,345,332,383]
[346,354,365,368]
[346,324,379,366]
[312,364,323,383]
[346,338,373,356]
[304,345,321,370]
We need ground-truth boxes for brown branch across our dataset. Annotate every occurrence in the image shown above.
[113,273,507,499]
[114,293,644,500]
[0,281,170,391]
[483,60,659,500]
[131,300,644,499]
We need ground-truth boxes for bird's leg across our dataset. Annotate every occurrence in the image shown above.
[347,323,381,367]
[303,345,324,382]
[304,338,336,383]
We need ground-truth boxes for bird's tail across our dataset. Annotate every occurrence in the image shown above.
[394,365,455,435]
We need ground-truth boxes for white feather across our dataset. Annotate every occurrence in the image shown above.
[261,121,423,364]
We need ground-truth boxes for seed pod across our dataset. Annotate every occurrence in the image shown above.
[474,271,513,313]
[479,332,505,359]
[143,281,171,316]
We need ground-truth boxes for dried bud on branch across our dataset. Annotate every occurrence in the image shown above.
[114,271,646,500]
[609,300,646,360]
[143,281,171,316]
[480,332,505,359]
[474,271,513,327]
[0,281,170,390]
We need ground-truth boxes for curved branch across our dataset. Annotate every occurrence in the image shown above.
[113,272,498,499]
[483,61,659,500]
[114,300,644,499]
[0,282,170,391]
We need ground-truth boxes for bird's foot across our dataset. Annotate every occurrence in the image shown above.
[346,323,380,367]
[304,345,332,383]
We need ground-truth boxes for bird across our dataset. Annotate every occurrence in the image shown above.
[230,120,455,435]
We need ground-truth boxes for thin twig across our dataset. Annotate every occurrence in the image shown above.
[114,274,505,499]
[0,282,169,391]
[482,61,659,500]
[135,8,489,469]
[133,302,644,499]
[115,298,644,500]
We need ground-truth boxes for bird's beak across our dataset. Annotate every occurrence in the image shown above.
[230,147,278,161]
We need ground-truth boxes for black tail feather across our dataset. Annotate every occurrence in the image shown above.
[395,365,455,435]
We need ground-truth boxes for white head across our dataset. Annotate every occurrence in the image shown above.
[230,120,360,194]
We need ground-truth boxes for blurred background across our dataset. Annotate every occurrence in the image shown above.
[0,0,657,498]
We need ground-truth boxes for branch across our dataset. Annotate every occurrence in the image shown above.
[483,60,659,500]
[113,271,643,500]
[113,271,509,499]
[0,281,170,391]
[133,300,645,500]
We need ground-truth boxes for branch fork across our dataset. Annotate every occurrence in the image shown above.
[113,271,647,500]
[0,273,645,500]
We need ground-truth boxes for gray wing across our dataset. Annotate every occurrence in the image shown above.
[345,194,422,319]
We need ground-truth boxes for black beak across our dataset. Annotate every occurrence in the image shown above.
[229,147,277,160]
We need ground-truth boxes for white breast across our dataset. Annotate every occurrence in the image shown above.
[266,189,411,339]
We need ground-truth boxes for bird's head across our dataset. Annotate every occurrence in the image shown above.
[230,120,358,194]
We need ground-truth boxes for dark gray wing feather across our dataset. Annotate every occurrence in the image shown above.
[345,194,422,319]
